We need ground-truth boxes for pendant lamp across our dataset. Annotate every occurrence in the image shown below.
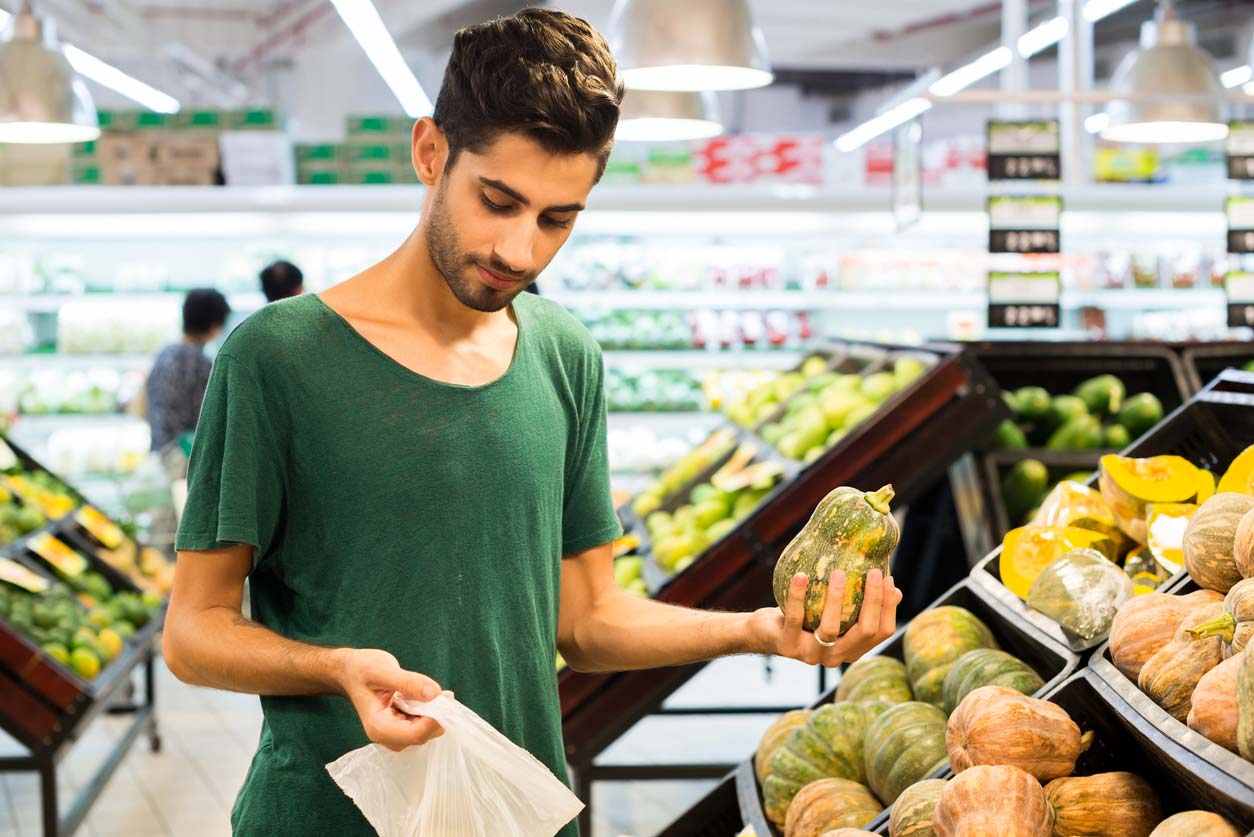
[616,90,723,142]
[0,1,100,144]
[609,0,773,92]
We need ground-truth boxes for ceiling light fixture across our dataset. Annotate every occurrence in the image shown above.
[1100,0,1228,144]
[608,0,773,92]
[0,1,99,143]
[616,90,723,142]
[835,97,931,152]
[328,0,432,117]
[1018,16,1069,58]
[929,47,1014,97]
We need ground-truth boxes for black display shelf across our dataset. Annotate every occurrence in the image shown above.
[1179,341,1254,395]
[971,369,1254,654]
[732,578,1079,837]
[560,340,1008,836]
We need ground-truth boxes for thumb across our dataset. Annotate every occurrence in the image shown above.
[376,667,441,703]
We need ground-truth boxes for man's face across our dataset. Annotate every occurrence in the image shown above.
[423,132,599,313]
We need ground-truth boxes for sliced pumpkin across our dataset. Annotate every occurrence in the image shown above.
[1145,502,1198,575]
[1000,525,1119,600]
[1099,454,1200,543]
[1032,481,1123,542]
[1197,470,1218,504]
[1218,444,1254,495]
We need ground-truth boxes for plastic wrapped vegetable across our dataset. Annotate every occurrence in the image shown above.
[1026,548,1134,639]
[999,526,1119,600]
[1032,481,1126,547]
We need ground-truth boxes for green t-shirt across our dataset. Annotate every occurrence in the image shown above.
[176,292,621,836]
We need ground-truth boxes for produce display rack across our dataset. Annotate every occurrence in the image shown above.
[561,341,1007,836]
[956,340,1193,557]
[972,367,1254,654]
[1177,341,1254,395]
[728,577,1079,837]
[0,435,162,837]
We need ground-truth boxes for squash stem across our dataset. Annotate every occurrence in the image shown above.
[865,484,895,515]
[1186,612,1236,643]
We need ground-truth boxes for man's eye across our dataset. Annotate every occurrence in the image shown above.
[481,195,511,213]
[542,216,571,230]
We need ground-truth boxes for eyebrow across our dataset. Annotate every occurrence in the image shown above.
[479,177,585,214]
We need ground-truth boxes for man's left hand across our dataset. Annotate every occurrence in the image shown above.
[748,568,901,667]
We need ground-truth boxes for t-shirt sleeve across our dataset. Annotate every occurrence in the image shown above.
[175,352,285,557]
[562,350,623,556]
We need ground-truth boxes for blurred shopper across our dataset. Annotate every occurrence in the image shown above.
[146,289,230,450]
[259,259,304,302]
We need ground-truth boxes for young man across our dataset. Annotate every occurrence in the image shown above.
[145,288,230,451]
[163,9,900,835]
[258,259,303,303]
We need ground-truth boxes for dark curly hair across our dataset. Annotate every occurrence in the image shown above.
[432,8,624,181]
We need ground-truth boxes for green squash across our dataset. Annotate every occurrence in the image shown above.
[773,484,900,635]
[836,656,912,704]
[1117,393,1163,438]
[1002,460,1049,525]
[941,649,1045,715]
[762,701,888,826]
[1073,374,1125,417]
[888,778,947,837]
[863,701,949,807]
[902,606,998,707]
[1238,647,1254,761]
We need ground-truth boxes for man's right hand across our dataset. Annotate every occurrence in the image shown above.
[337,648,446,751]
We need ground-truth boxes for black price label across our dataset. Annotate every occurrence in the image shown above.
[988,303,1061,328]
[988,271,1061,330]
[1227,122,1254,181]
[1226,198,1254,254]
[987,120,1061,182]
[1227,272,1254,328]
[988,196,1062,255]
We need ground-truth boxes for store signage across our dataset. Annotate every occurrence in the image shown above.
[893,119,923,231]
[1226,197,1254,254]
[1227,271,1254,328]
[987,120,1061,181]
[988,195,1062,254]
[988,271,1061,329]
[1226,122,1254,180]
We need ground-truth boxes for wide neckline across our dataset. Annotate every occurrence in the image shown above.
[309,292,528,393]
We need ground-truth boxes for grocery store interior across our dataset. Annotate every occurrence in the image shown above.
[4,0,1254,834]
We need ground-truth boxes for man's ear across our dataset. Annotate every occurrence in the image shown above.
[412,117,447,187]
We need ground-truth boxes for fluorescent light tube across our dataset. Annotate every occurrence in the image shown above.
[1083,0,1139,23]
[1085,112,1111,133]
[835,97,931,152]
[328,0,432,117]
[1222,65,1253,88]
[929,47,1013,97]
[1018,17,1069,58]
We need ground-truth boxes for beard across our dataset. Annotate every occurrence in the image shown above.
[424,182,536,313]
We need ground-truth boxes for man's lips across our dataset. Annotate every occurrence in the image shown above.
[475,264,521,290]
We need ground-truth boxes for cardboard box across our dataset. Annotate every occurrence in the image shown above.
[343,168,397,184]
[295,143,345,163]
[71,164,101,185]
[226,109,278,131]
[100,161,157,186]
[346,114,410,137]
[153,136,220,168]
[97,133,153,165]
[72,140,98,161]
[153,165,217,186]
[219,131,294,186]
[345,143,400,165]
[297,170,343,185]
[179,110,225,131]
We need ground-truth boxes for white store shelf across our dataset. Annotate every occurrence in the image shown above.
[607,411,723,431]
[3,353,153,367]
[603,350,805,369]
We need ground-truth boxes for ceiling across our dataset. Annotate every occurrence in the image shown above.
[7,0,1254,124]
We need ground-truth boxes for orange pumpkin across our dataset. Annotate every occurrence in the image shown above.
[1148,811,1242,837]
[933,764,1051,837]
[1138,603,1225,722]
[1108,589,1224,680]
[1187,653,1243,753]
[1044,771,1161,837]
[946,686,1089,782]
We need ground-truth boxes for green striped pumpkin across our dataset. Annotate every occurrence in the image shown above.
[762,701,890,826]
[888,778,947,837]
[902,606,998,707]
[836,656,913,704]
[862,701,949,806]
[941,649,1044,715]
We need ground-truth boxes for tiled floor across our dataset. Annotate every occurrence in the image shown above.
[1,653,825,837]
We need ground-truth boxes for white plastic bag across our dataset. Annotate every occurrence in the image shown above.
[326,694,583,837]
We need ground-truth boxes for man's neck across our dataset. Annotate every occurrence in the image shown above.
[181,334,205,347]
[369,227,513,340]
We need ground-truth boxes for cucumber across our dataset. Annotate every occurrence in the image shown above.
[1002,459,1049,523]
[1073,374,1125,417]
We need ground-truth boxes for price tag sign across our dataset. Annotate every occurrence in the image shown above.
[1227,122,1254,180]
[988,195,1062,254]
[988,271,1061,329]
[1227,272,1254,328]
[987,120,1061,181]
[1227,197,1254,254]
[893,119,923,231]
